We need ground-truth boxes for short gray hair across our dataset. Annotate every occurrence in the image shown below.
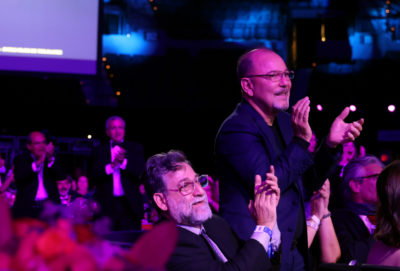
[343,154,384,198]
[105,115,125,130]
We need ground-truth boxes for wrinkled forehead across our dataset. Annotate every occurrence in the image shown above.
[162,162,195,188]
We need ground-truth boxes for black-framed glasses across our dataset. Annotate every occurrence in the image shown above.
[244,70,295,82]
[356,173,380,181]
[168,175,209,196]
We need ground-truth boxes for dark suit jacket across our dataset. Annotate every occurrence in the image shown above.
[215,100,339,269]
[332,209,375,264]
[88,140,145,222]
[12,152,63,218]
[167,215,272,271]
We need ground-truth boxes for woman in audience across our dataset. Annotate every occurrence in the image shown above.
[367,160,400,266]
[307,179,341,269]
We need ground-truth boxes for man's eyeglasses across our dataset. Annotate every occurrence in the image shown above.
[356,173,380,181]
[168,175,209,196]
[244,70,295,82]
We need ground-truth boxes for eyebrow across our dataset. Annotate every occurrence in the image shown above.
[177,174,199,184]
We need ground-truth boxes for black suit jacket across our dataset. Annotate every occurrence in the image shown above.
[332,209,375,264]
[88,140,145,221]
[215,100,339,269]
[12,152,63,217]
[167,215,272,271]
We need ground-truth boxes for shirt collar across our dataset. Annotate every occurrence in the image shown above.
[178,224,204,235]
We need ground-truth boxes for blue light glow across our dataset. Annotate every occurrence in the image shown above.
[102,33,158,56]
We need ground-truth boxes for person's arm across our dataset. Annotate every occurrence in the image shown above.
[319,213,341,263]
[307,179,341,262]
[0,169,14,193]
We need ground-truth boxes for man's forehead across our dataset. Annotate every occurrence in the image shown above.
[163,163,194,184]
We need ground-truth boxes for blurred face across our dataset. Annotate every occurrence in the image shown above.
[77,175,89,194]
[341,142,357,166]
[244,50,292,114]
[161,163,212,226]
[106,118,125,143]
[308,133,317,153]
[27,132,47,159]
[57,179,71,196]
[357,163,383,205]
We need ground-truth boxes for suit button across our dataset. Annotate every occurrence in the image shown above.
[288,228,293,232]
[292,201,297,206]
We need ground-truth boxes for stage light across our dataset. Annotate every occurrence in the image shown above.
[87,134,92,139]
[388,104,396,112]
[349,105,357,112]
[381,153,389,163]
[316,104,323,111]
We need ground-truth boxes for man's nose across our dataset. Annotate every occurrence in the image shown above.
[192,182,205,196]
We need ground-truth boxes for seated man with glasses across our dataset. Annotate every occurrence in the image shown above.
[331,155,384,265]
[143,150,281,271]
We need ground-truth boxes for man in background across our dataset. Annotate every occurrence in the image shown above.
[88,115,146,231]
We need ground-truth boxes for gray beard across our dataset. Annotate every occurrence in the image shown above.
[168,195,213,226]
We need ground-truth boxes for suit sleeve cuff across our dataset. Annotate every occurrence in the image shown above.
[293,137,310,151]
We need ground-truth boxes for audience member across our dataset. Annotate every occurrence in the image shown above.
[308,131,318,154]
[12,131,65,218]
[57,175,78,206]
[306,179,341,270]
[331,155,384,265]
[204,175,220,213]
[214,47,364,270]
[88,115,146,231]
[0,153,14,194]
[329,141,361,210]
[0,153,7,186]
[144,150,281,271]
[76,174,91,197]
[367,160,400,267]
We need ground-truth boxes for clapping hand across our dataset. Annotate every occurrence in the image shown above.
[326,107,364,148]
[248,165,280,229]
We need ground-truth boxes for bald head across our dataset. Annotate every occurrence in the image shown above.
[237,48,283,79]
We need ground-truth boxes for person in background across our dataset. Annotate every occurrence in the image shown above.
[0,153,14,196]
[57,176,78,206]
[367,160,400,267]
[12,131,65,218]
[308,132,318,154]
[306,179,341,270]
[329,141,363,211]
[332,155,384,265]
[143,150,281,271]
[204,175,220,214]
[76,174,90,197]
[88,115,146,231]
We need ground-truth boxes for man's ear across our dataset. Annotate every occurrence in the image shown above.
[349,180,361,193]
[240,78,254,97]
[153,193,168,211]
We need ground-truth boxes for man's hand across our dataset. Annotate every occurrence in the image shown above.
[112,146,127,168]
[326,107,364,148]
[291,97,312,142]
[248,165,280,229]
